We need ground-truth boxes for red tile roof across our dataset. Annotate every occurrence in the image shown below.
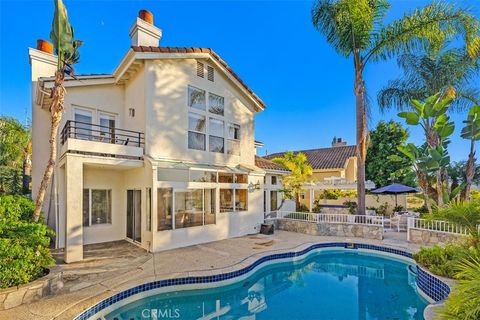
[131,46,266,109]
[264,145,357,170]
[255,156,289,172]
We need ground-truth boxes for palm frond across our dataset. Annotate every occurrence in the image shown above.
[366,1,480,63]
[311,0,386,57]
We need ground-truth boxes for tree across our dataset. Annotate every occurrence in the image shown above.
[366,120,413,187]
[0,117,31,195]
[272,152,313,209]
[378,48,479,112]
[33,0,83,222]
[311,0,480,214]
[397,93,457,206]
[460,105,480,200]
[447,161,480,194]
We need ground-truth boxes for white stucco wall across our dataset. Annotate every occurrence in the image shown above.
[145,59,256,167]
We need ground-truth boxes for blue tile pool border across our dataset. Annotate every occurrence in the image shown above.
[74,242,450,320]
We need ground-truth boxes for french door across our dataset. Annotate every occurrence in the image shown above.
[127,190,141,243]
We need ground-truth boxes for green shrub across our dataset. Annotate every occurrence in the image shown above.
[343,200,357,214]
[413,243,480,279]
[439,256,480,319]
[297,204,309,212]
[317,189,356,200]
[0,195,54,288]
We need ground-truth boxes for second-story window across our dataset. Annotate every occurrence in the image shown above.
[74,108,93,140]
[188,86,206,111]
[227,123,240,155]
[188,113,206,150]
[208,93,224,116]
[209,118,224,153]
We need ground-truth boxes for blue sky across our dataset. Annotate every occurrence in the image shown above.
[0,0,479,161]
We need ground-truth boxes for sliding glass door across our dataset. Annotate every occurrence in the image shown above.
[127,190,141,243]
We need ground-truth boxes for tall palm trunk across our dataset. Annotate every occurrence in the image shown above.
[464,140,475,200]
[33,70,65,222]
[22,140,31,195]
[354,52,367,215]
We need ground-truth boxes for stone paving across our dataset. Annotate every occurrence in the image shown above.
[0,230,423,320]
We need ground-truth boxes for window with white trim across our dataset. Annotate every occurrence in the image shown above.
[227,123,241,155]
[208,93,224,116]
[188,113,206,150]
[209,118,224,153]
[82,189,112,226]
[188,86,206,111]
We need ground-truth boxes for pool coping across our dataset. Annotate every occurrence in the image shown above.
[75,241,451,320]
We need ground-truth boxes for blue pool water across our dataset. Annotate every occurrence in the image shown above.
[104,250,428,320]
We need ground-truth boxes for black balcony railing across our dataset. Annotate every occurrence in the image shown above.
[61,120,144,147]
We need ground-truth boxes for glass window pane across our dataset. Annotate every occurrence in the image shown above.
[175,190,204,228]
[157,188,173,231]
[190,170,216,182]
[188,113,206,133]
[220,189,234,212]
[218,172,234,183]
[208,93,224,115]
[209,118,224,137]
[158,168,189,182]
[188,86,206,110]
[188,132,206,150]
[146,188,152,231]
[99,114,115,143]
[205,189,216,225]
[271,176,277,185]
[235,174,248,184]
[236,189,248,211]
[228,123,240,140]
[91,189,111,225]
[74,109,92,140]
[270,190,278,211]
[209,136,224,153]
[227,140,240,156]
[83,189,89,226]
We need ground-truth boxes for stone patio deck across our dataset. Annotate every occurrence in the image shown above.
[0,230,422,320]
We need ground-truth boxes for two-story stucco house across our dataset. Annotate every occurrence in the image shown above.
[29,10,282,263]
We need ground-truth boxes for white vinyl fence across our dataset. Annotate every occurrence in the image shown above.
[266,211,384,227]
[407,218,470,235]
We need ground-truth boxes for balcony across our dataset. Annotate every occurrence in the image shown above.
[60,120,144,159]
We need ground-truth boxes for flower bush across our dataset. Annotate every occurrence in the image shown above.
[0,195,54,288]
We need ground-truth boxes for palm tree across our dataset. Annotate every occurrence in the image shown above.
[460,105,480,200]
[33,0,83,222]
[378,48,479,112]
[312,0,480,214]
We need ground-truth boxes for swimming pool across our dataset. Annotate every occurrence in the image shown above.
[86,248,432,320]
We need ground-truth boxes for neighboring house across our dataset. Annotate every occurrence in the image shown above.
[264,138,359,210]
[29,10,273,262]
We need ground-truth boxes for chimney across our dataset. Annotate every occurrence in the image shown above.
[331,137,347,147]
[129,9,162,47]
[29,39,57,81]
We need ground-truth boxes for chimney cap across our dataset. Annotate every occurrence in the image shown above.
[138,9,153,24]
[36,39,54,54]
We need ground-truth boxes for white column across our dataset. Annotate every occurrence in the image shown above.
[64,156,84,263]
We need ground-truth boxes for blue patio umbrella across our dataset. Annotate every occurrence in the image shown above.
[371,183,419,207]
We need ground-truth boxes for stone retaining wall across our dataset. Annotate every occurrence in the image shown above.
[0,267,64,310]
[274,219,383,240]
[408,228,465,246]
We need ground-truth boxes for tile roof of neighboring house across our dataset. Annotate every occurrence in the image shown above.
[131,46,266,109]
[255,156,289,172]
[264,145,357,170]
